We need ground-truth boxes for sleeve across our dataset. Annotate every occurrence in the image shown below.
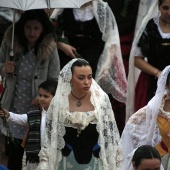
[47,48,60,81]
[0,41,9,76]
[8,112,28,126]
[137,21,151,57]
[135,46,143,57]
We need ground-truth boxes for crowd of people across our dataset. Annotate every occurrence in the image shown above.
[0,0,170,170]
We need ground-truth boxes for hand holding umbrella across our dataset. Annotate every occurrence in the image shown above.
[4,61,16,74]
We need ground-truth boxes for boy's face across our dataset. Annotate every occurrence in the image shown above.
[38,88,53,111]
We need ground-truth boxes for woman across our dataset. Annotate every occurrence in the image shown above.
[132,145,161,170]
[126,0,170,121]
[0,9,60,170]
[121,65,170,170]
[36,58,122,170]
[51,0,127,135]
[52,0,127,104]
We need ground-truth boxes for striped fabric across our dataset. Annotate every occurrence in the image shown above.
[26,110,41,163]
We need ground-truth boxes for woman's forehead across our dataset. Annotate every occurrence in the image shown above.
[73,66,92,74]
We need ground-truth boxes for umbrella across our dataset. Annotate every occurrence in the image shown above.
[0,0,92,60]
[0,0,92,11]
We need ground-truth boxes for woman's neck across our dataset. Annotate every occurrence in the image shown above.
[159,17,170,33]
[28,43,35,50]
[71,90,88,98]
[159,17,170,28]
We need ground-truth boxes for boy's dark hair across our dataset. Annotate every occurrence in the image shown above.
[38,79,58,96]
[132,145,161,167]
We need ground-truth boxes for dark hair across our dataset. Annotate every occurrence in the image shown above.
[71,59,91,73]
[166,71,170,86]
[15,9,56,55]
[38,79,58,96]
[132,145,161,167]
[158,0,165,6]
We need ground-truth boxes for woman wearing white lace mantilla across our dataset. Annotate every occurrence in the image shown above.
[52,0,127,104]
[121,65,170,170]
[126,0,170,122]
[36,59,122,170]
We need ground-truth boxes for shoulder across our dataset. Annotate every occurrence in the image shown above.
[3,26,23,54]
[145,18,157,32]
[127,106,147,125]
[38,33,57,60]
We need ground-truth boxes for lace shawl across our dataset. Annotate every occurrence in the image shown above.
[36,59,122,170]
[93,0,127,103]
[50,0,127,103]
[121,65,170,170]
[126,0,158,121]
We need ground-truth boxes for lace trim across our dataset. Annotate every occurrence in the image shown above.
[159,96,170,121]
[64,110,97,130]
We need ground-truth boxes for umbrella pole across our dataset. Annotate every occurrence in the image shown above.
[10,9,16,61]
[46,0,51,17]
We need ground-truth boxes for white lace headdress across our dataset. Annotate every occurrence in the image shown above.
[121,65,170,170]
[50,0,127,103]
[36,58,123,170]
[126,0,158,121]
[93,0,127,103]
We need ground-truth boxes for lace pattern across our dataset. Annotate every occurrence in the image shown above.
[93,0,127,103]
[36,58,122,170]
[122,66,170,170]
[159,97,170,121]
[64,110,97,130]
[126,0,158,121]
[121,107,161,170]
[50,0,127,103]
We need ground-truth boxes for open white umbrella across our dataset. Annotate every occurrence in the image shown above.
[0,0,92,11]
[0,0,92,60]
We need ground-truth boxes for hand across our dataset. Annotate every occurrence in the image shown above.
[0,109,10,119]
[31,96,39,105]
[57,42,77,58]
[4,61,16,74]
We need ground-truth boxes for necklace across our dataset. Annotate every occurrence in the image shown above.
[71,91,87,107]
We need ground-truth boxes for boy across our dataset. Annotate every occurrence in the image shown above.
[0,79,58,170]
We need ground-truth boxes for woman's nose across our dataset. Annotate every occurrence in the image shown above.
[84,78,89,84]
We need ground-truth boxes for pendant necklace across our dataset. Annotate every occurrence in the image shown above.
[71,91,87,107]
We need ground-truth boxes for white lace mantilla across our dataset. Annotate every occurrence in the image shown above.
[36,58,123,170]
[50,0,127,103]
[65,110,97,130]
[159,97,170,121]
[122,66,170,170]
[121,107,162,170]
[93,0,127,103]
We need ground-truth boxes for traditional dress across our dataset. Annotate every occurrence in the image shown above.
[36,59,122,170]
[121,65,170,170]
[53,0,127,103]
[126,0,161,121]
